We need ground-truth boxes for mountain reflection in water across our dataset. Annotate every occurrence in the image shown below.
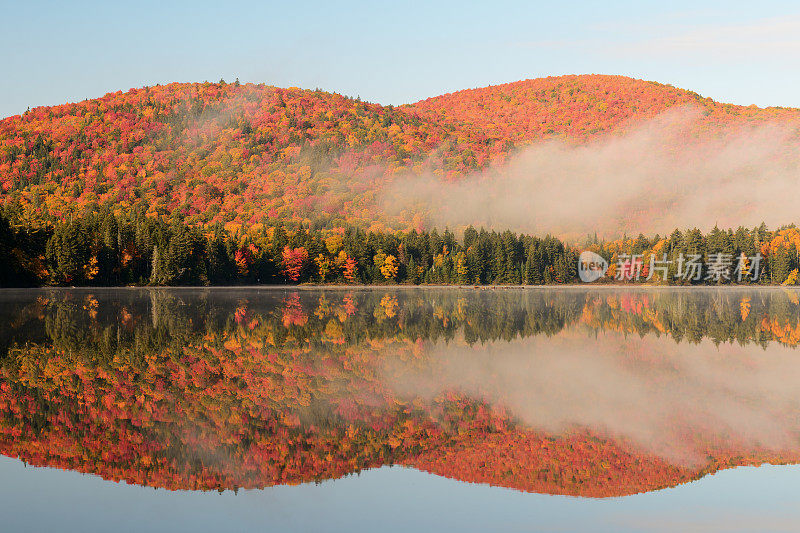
[2,287,800,498]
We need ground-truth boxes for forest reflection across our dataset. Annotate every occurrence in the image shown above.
[1,287,800,497]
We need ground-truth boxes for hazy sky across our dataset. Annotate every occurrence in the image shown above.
[3,1,800,118]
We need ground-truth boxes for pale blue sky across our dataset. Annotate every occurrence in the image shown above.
[3,1,800,118]
[4,458,800,532]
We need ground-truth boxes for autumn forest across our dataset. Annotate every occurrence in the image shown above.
[4,75,800,287]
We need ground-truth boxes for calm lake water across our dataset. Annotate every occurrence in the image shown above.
[2,286,800,532]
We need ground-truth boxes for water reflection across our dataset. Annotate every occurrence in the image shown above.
[1,287,800,497]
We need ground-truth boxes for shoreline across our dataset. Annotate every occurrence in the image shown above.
[2,284,799,291]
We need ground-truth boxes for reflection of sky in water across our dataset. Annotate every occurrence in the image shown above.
[2,457,799,533]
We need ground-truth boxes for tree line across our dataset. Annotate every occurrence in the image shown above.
[1,205,800,287]
[0,208,577,287]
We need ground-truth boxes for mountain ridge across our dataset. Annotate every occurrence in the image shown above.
[2,74,799,233]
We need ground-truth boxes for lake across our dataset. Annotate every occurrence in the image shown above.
[2,286,800,532]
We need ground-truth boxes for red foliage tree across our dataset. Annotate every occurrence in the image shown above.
[282,246,308,282]
[343,256,357,283]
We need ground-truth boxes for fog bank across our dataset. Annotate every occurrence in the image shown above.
[383,107,800,238]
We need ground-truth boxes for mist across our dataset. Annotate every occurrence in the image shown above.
[381,330,800,465]
[382,106,800,238]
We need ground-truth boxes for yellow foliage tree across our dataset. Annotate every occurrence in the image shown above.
[455,251,468,283]
[314,254,332,282]
[325,235,343,255]
[380,254,398,281]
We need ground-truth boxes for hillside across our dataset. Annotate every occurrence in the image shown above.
[405,74,800,142]
[1,75,799,234]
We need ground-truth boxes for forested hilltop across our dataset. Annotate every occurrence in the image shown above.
[2,75,800,234]
[2,208,800,287]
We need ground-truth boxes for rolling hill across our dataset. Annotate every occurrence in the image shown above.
[1,75,799,234]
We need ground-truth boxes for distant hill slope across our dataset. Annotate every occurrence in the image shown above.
[1,75,799,233]
[406,74,800,142]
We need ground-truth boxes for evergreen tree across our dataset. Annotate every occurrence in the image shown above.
[46,220,91,285]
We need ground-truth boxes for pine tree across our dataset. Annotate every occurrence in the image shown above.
[150,246,162,285]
